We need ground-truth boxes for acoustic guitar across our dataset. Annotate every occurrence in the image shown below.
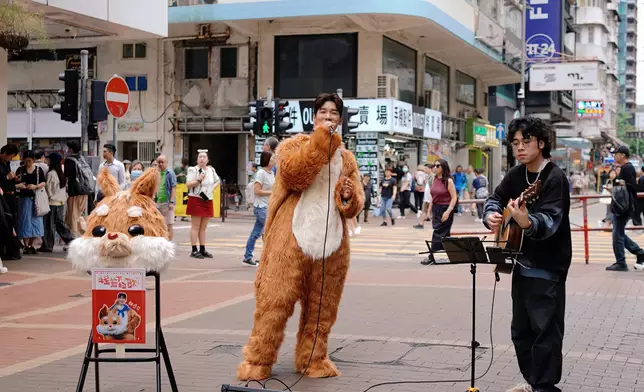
[493,181,542,274]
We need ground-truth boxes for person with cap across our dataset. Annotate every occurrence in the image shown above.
[607,145,644,272]
[40,152,75,252]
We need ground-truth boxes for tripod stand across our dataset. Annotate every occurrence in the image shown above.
[422,236,521,392]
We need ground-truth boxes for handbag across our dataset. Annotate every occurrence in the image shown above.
[34,167,50,217]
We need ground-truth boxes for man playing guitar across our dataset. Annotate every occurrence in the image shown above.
[484,117,572,392]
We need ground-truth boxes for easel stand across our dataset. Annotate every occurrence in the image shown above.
[423,237,520,392]
[75,271,178,392]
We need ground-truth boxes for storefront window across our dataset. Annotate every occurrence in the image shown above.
[275,33,358,98]
[424,57,449,113]
[456,71,476,106]
[382,37,417,104]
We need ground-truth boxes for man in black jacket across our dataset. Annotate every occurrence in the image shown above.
[484,117,571,392]
[608,145,644,272]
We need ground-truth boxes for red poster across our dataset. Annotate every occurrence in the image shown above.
[91,268,146,344]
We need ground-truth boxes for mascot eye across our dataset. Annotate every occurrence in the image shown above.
[92,226,106,237]
[128,225,145,237]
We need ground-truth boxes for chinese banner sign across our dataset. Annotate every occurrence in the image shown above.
[92,268,146,344]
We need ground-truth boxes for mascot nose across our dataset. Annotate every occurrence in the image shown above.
[107,233,118,240]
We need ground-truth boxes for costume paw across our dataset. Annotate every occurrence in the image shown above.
[300,358,341,378]
[236,361,272,381]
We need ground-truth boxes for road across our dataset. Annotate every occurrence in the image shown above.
[1,202,644,392]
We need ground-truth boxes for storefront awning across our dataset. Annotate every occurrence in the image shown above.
[556,137,592,150]
[600,131,627,147]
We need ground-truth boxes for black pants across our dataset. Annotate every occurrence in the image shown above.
[357,203,370,223]
[511,273,565,392]
[414,190,424,210]
[430,204,454,251]
[399,190,418,216]
[41,205,75,251]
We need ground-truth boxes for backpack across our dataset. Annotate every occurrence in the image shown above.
[611,179,634,217]
[69,156,96,196]
[474,176,489,199]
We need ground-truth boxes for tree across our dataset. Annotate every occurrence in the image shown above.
[0,2,47,52]
[617,111,639,155]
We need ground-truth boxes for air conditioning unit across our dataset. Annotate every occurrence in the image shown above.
[424,90,441,111]
[377,74,399,99]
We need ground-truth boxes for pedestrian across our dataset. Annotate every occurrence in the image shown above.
[413,164,427,212]
[15,150,46,255]
[263,137,279,174]
[453,165,467,215]
[97,144,126,202]
[155,155,177,241]
[599,169,616,228]
[378,167,397,226]
[356,174,372,224]
[397,164,418,219]
[413,164,435,230]
[242,150,275,267]
[128,161,145,187]
[484,116,571,392]
[64,141,92,237]
[0,144,21,260]
[40,152,74,252]
[471,167,489,222]
[606,145,644,271]
[422,159,457,260]
[186,150,220,259]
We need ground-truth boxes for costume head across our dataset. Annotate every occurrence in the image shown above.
[67,168,175,272]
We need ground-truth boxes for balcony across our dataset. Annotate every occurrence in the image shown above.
[626,80,636,89]
[627,21,637,33]
[627,6,637,20]
[626,93,636,104]
[626,51,637,62]
[627,65,636,75]
[627,35,637,48]
[575,6,609,28]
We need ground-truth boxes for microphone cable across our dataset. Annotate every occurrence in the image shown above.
[242,126,336,392]
[361,272,500,392]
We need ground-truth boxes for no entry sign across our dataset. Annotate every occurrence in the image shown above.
[105,75,130,118]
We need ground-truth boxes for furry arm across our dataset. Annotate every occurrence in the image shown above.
[334,150,365,219]
[276,125,342,192]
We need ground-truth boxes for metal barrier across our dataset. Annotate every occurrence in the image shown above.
[451,193,644,264]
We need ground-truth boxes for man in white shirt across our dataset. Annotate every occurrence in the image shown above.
[97,144,126,199]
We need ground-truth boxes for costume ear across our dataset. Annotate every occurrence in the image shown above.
[131,168,159,198]
[99,305,109,320]
[98,168,120,197]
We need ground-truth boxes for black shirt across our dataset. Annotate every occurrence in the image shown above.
[0,159,15,193]
[618,162,638,200]
[380,177,397,199]
[16,166,45,198]
[484,162,572,276]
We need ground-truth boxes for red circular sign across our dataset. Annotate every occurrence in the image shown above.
[105,75,130,118]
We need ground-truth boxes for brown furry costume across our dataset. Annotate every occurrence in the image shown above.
[237,124,364,380]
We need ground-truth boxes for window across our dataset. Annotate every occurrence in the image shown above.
[185,48,209,79]
[383,37,417,104]
[123,43,146,59]
[456,71,476,106]
[275,33,357,98]
[220,47,238,78]
[424,57,449,113]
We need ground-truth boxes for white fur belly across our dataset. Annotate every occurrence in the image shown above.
[292,150,343,260]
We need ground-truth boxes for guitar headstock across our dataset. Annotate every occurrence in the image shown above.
[520,180,542,204]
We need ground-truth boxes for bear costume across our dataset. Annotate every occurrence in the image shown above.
[237,123,364,380]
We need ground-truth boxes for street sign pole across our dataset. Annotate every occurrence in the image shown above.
[105,75,131,161]
[80,50,89,157]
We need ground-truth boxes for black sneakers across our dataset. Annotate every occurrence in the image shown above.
[242,259,258,267]
[606,263,629,272]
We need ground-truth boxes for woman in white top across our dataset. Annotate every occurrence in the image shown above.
[40,152,75,252]
[242,151,275,266]
[186,150,220,259]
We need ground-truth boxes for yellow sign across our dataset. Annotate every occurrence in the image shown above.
[174,183,221,218]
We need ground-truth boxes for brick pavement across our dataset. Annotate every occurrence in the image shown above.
[1,203,644,391]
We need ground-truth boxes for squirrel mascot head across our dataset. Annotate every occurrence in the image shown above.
[67,168,175,272]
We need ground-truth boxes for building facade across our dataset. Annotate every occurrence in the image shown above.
[617,0,637,113]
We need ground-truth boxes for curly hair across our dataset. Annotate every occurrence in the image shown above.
[507,116,552,159]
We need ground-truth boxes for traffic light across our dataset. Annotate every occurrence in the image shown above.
[342,106,359,138]
[243,100,260,134]
[274,99,293,135]
[52,69,79,123]
[90,80,108,122]
[258,105,274,136]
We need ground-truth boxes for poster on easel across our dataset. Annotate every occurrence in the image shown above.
[91,268,146,344]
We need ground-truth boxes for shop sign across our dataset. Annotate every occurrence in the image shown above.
[485,124,499,147]
[576,100,604,119]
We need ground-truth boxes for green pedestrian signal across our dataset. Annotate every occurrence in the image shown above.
[262,121,270,134]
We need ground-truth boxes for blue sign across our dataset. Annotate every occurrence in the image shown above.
[496,123,505,140]
[526,0,562,63]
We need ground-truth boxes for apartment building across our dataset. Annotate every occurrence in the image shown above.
[618,0,637,113]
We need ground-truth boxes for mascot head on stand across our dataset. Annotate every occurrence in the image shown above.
[67,168,175,272]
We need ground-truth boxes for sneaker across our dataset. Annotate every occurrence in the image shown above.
[242,259,258,267]
[416,211,421,218]
[413,224,424,229]
[506,383,533,392]
[190,251,204,259]
[397,216,406,220]
[606,263,629,272]
[420,254,435,265]
[354,226,361,235]
[201,250,213,258]
[380,222,388,227]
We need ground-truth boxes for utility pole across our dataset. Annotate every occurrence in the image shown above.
[26,100,33,150]
[80,50,89,157]
[520,0,528,117]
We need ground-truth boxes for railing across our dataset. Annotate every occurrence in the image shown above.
[450,193,644,265]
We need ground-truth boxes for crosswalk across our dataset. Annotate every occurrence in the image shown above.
[180,224,644,265]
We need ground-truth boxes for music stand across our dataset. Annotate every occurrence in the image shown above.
[428,237,521,392]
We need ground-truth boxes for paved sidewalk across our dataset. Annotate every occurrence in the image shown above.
[1,205,644,392]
